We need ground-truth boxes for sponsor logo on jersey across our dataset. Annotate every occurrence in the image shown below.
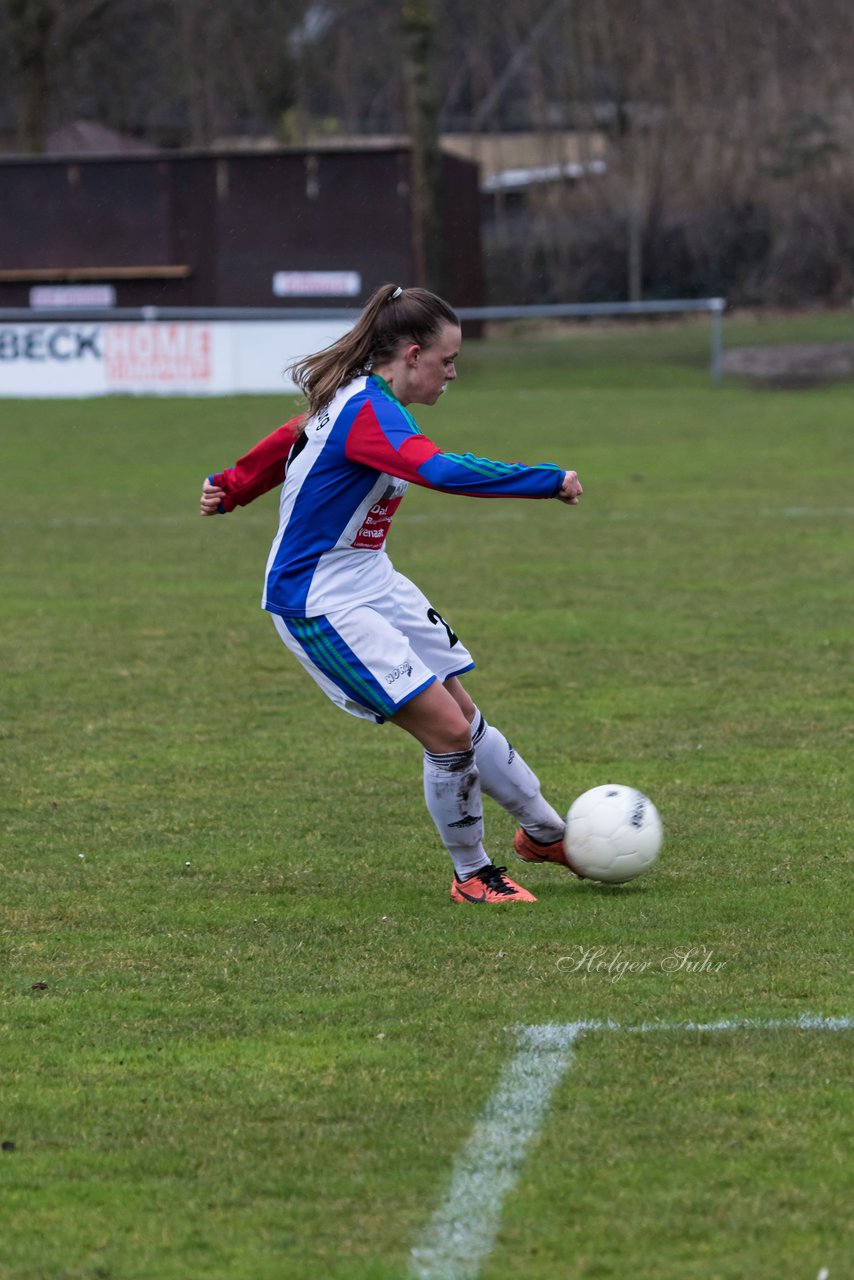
[352,495,403,549]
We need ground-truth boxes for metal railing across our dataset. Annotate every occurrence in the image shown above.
[455,299,726,385]
[0,297,727,384]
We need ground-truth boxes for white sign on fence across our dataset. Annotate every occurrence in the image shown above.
[29,285,117,309]
[0,319,351,397]
[272,271,361,297]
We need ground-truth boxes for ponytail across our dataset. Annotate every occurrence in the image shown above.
[289,283,458,421]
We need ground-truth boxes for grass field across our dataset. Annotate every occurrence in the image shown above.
[2,312,852,1279]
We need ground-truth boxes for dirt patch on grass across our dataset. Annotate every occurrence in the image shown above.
[723,342,854,387]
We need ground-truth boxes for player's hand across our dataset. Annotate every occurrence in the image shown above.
[200,478,225,515]
[557,471,583,505]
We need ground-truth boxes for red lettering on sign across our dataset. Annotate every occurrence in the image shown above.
[103,324,212,383]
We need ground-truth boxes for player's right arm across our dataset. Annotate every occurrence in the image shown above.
[200,478,226,515]
[199,415,303,515]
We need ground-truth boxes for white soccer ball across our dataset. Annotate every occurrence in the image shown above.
[564,784,662,883]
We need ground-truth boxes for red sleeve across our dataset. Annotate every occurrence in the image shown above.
[210,416,302,512]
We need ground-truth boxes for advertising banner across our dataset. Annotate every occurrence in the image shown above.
[0,319,350,397]
[272,271,361,297]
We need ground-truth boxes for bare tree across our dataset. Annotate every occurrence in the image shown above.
[4,0,854,301]
[6,0,114,151]
[402,0,443,290]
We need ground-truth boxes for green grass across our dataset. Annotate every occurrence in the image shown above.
[2,311,853,1279]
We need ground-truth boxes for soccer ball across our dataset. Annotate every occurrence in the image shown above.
[564,784,662,883]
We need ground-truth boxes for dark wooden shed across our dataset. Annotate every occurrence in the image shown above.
[0,145,483,310]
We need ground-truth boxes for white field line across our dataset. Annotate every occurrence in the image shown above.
[409,1013,852,1280]
[8,506,853,532]
[401,505,854,527]
[532,1012,854,1039]
[410,1023,583,1280]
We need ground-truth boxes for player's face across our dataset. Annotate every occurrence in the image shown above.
[406,323,461,405]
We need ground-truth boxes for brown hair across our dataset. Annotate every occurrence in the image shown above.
[289,283,459,420]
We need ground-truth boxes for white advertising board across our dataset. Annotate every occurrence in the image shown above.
[272,271,361,297]
[30,284,117,308]
[0,319,351,397]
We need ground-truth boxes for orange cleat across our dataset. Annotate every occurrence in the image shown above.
[450,863,537,904]
[513,827,579,874]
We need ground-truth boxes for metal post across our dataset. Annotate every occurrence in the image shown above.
[709,297,725,387]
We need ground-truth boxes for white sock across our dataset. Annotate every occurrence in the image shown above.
[423,747,491,880]
[471,709,565,843]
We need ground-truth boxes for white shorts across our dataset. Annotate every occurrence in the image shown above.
[271,572,475,723]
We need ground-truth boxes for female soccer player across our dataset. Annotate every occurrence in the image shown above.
[200,283,583,903]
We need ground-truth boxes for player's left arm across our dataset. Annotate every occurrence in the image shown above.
[412,441,572,499]
[556,471,583,504]
[344,400,578,501]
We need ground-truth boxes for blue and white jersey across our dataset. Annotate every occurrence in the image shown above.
[262,375,564,619]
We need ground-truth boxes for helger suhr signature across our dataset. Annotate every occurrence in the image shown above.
[557,944,726,982]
